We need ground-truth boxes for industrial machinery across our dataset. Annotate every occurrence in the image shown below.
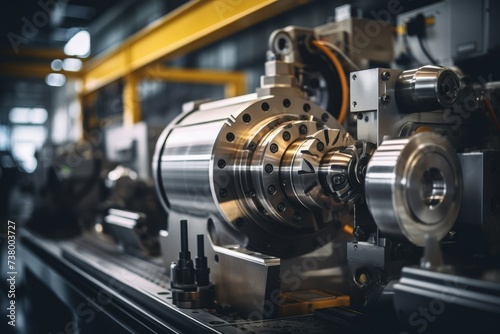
[17,3,500,333]
[152,19,500,332]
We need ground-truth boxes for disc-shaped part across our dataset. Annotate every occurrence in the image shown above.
[365,133,462,246]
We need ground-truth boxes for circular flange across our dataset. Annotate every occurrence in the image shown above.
[365,132,462,246]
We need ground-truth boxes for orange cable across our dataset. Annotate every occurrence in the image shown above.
[484,97,500,131]
[312,39,349,124]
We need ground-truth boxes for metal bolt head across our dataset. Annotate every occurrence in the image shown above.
[316,141,324,151]
[265,164,274,173]
[219,188,228,197]
[299,124,308,134]
[283,99,291,108]
[321,113,329,122]
[352,74,357,80]
[282,131,291,141]
[352,101,357,108]
[381,71,391,81]
[277,202,286,212]
[270,143,278,153]
[247,142,257,151]
[217,159,226,169]
[381,94,391,104]
[267,185,276,194]
[332,174,345,185]
[303,103,311,112]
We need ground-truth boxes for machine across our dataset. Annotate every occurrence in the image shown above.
[17,3,500,333]
[151,16,500,332]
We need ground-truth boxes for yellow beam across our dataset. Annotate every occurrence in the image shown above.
[0,63,80,79]
[123,73,141,125]
[140,66,247,97]
[82,0,309,94]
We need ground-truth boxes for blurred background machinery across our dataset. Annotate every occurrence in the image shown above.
[1,0,500,333]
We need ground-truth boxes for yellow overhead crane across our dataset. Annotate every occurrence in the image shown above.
[0,0,310,128]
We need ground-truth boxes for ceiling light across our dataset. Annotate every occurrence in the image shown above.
[45,73,66,87]
[64,30,91,58]
[63,58,83,71]
[51,59,63,71]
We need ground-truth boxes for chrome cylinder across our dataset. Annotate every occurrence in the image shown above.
[364,133,462,246]
[396,65,461,113]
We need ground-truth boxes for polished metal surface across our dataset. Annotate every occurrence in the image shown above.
[365,132,462,246]
[395,65,461,113]
[152,87,355,258]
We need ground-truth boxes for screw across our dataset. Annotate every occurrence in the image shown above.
[261,102,270,111]
[364,116,369,123]
[217,159,226,168]
[352,74,357,80]
[299,124,308,134]
[354,244,358,250]
[282,131,291,141]
[332,174,344,185]
[357,113,363,120]
[267,185,276,194]
[321,113,329,122]
[235,218,244,227]
[270,143,278,153]
[381,94,391,104]
[293,213,301,221]
[303,103,311,112]
[226,132,235,142]
[352,101,357,108]
[283,99,291,108]
[316,141,324,151]
[277,202,286,212]
[381,71,391,81]
[265,164,274,173]
[247,142,256,151]
[219,188,228,197]
[243,113,251,123]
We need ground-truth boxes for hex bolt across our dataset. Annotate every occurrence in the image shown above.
[277,202,286,212]
[282,131,291,141]
[270,143,278,153]
[381,94,391,104]
[316,141,324,151]
[265,164,274,173]
[299,124,308,134]
[217,159,226,169]
[381,71,391,81]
